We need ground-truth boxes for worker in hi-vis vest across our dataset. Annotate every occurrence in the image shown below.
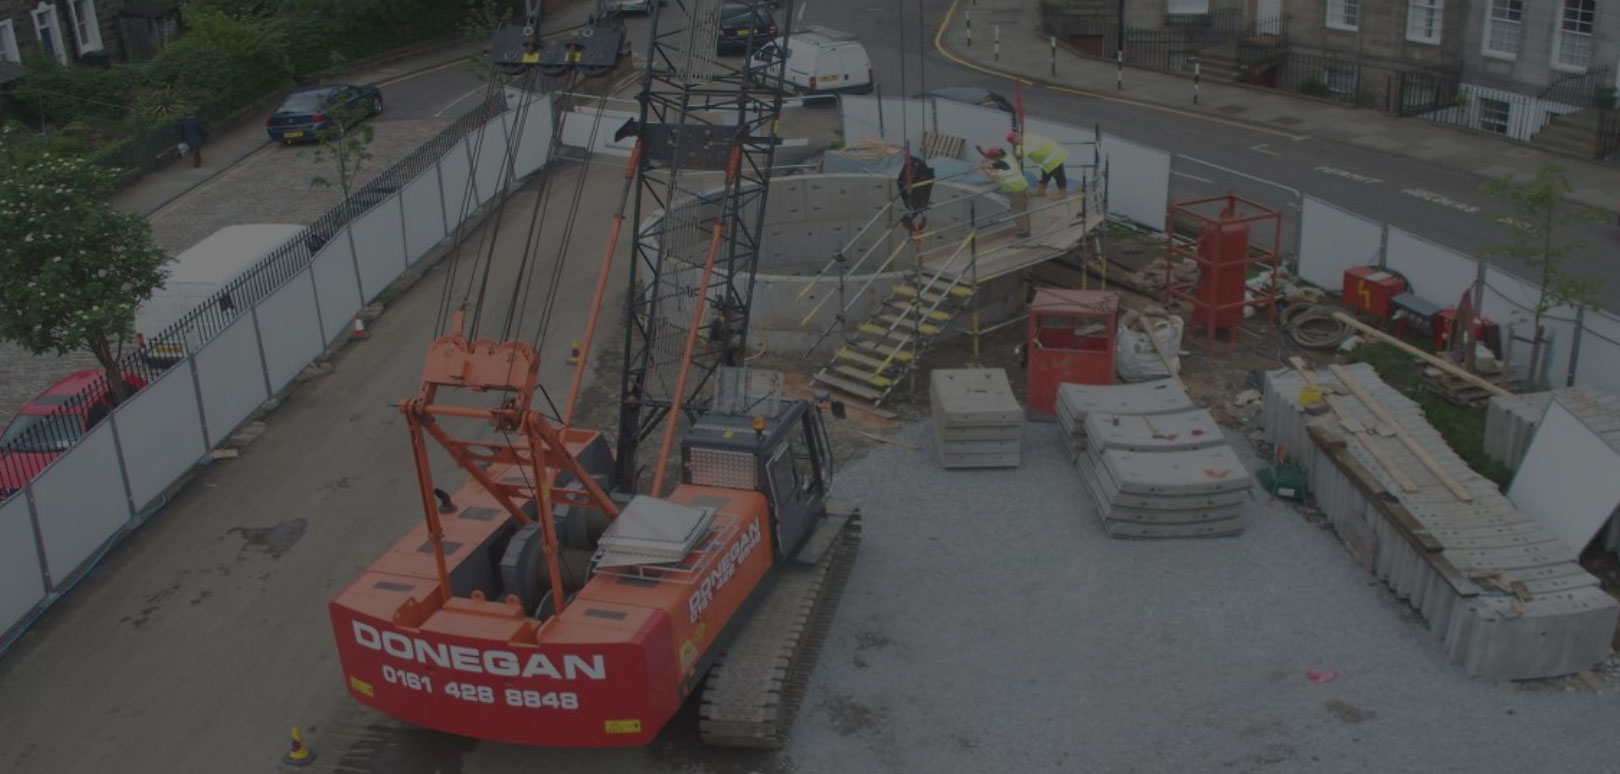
[1007,130,1069,199]
[979,146,1031,238]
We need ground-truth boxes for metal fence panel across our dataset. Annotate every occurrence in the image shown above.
[469,118,512,206]
[1384,227,1477,305]
[439,137,477,229]
[837,95,928,149]
[1482,266,1581,385]
[1575,310,1620,392]
[0,494,45,638]
[311,234,363,344]
[401,168,447,264]
[1097,134,1171,229]
[560,107,636,157]
[1297,196,1383,289]
[351,197,408,301]
[29,423,127,585]
[511,96,555,178]
[194,315,271,443]
[114,366,207,512]
[254,267,326,393]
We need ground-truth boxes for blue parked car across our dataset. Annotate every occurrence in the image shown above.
[266,84,383,144]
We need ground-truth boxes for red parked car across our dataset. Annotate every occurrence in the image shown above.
[0,370,147,500]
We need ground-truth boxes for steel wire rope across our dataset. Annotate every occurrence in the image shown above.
[435,64,509,335]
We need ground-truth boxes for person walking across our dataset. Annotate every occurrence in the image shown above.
[979,146,1031,238]
[1007,130,1069,199]
[176,115,208,168]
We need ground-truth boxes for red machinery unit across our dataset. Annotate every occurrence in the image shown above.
[1165,195,1282,344]
[1342,266,1408,327]
[1025,288,1120,421]
[1434,307,1502,356]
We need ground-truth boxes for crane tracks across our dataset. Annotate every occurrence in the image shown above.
[698,506,862,748]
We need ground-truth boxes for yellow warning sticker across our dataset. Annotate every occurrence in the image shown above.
[605,719,643,734]
[522,51,540,63]
[349,676,375,697]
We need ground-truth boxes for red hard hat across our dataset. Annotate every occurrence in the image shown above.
[1006,131,1020,143]
[983,146,1004,159]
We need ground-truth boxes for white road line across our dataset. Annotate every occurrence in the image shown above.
[1402,187,1481,214]
[1249,143,1282,156]
[1173,171,1214,184]
[373,58,465,88]
[1313,165,1381,184]
[798,3,807,21]
[435,86,486,118]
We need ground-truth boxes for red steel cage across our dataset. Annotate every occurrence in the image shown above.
[1164,195,1282,345]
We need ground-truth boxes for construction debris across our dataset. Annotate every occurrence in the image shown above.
[1059,380,1252,538]
[930,369,1022,469]
[1263,363,1619,680]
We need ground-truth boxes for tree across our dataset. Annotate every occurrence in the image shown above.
[0,124,171,400]
[1481,163,1605,386]
[309,86,378,221]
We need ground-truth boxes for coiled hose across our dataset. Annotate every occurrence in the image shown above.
[1280,303,1353,349]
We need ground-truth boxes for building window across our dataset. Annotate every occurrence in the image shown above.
[1479,98,1511,135]
[1326,0,1360,31]
[31,2,66,64]
[66,0,101,53]
[1326,67,1358,97]
[1484,0,1523,58]
[1406,0,1443,44]
[0,20,19,63]
[1168,0,1210,14]
[1555,0,1596,70]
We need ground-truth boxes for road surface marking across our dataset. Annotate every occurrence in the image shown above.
[1314,165,1381,184]
[1173,171,1214,183]
[1402,187,1481,214]
[1250,143,1281,156]
[437,86,486,117]
[931,1,1309,142]
[799,3,807,21]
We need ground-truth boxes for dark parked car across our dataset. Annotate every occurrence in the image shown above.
[718,2,777,55]
[266,84,383,145]
[0,370,148,499]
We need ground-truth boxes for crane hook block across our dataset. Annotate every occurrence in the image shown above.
[490,19,626,79]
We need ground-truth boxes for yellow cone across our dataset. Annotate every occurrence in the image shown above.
[568,338,581,365]
[283,726,315,767]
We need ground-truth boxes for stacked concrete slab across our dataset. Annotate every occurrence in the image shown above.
[1263,363,1619,680]
[1485,387,1620,471]
[1059,380,1252,539]
[931,369,1022,468]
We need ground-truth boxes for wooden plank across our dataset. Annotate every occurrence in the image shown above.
[1288,357,1420,493]
[1332,312,1511,397]
[1328,364,1474,503]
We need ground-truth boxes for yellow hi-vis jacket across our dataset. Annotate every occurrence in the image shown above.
[992,160,1029,193]
[1014,133,1070,173]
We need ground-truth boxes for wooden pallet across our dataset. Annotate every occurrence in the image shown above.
[1420,367,1506,407]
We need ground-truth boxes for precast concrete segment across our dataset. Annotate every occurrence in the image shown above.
[1082,409,1224,454]
[1261,363,1619,679]
[931,369,1023,469]
[1056,379,1193,427]
[1087,451,1250,510]
[1102,447,1254,497]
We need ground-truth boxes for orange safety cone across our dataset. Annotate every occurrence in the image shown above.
[350,316,370,340]
[568,338,581,365]
[283,726,316,767]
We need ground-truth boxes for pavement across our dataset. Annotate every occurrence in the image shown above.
[934,0,1620,211]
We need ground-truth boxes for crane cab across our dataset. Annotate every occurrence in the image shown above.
[681,399,833,560]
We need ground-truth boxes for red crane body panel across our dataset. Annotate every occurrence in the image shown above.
[329,434,776,748]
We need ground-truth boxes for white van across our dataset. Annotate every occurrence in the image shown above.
[750,26,873,102]
[137,223,311,366]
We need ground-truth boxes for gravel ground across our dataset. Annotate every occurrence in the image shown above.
[777,419,1620,774]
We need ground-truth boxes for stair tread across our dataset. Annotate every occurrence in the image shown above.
[848,339,916,360]
[831,363,892,387]
[874,313,941,335]
[834,347,902,371]
[812,371,882,402]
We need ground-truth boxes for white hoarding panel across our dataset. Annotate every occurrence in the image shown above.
[114,366,207,511]
[29,423,127,585]
[1384,228,1477,306]
[400,169,446,265]
[311,234,362,344]
[439,140,476,226]
[934,98,1025,160]
[254,267,325,393]
[1508,400,1620,554]
[838,95,927,148]
[1574,310,1620,393]
[561,108,636,157]
[194,315,270,443]
[0,495,45,636]
[511,97,555,178]
[350,197,407,301]
[1297,196,1384,290]
[469,117,512,205]
[1098,134,1171,229]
